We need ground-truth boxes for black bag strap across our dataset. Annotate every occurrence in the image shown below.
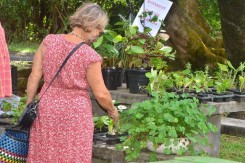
[38,42,85,102]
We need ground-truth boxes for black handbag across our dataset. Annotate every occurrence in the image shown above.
[18,42,85,128]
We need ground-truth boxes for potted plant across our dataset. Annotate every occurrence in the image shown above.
[233,75,245,102]
[93,115,109,133]
[192,65,214,103]
[145,68,174,95]
[116,11,175,94]
[212,61,237,102]
[170,63,195,94]
[238,75,245,93]
[93,115,122,145]
[93,30,122,90]
[116,92,217,161]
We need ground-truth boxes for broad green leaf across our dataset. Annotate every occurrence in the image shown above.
[139,39,146,44]
[93,36,103,48]
[227,60,235,69]
[104,34,114,41]
[151,15,158,22]
[113,35,123,43]
[155,42,163,49]
[217,63,228,72]
[129,26,138,35]
[128,46,144,54]
[159,46,173,53]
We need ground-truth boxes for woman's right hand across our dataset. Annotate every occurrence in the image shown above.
[108,107,119,124]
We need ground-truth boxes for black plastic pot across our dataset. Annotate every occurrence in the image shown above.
[223,92,234,102]
[233,94,245,102]
[213,91,234,102]
[117,68,125,87]
[93,133,121,145]
[232,89,245,95]
[94,126,108,134]
[102,67,119,90]
[232,89,245,102]
[126,68,150,94]
[196,93,212,104]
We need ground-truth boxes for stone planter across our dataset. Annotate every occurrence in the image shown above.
[147,138,189,154]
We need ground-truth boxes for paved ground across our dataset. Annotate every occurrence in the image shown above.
[10,51,34,61]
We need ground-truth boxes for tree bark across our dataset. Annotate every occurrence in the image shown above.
[217,0,245,68]
[165,0,226,70]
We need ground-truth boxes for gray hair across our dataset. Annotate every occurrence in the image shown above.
[69,3,108,32]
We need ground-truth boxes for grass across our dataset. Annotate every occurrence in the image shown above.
[8,42,39,53]
[220,134,245,162]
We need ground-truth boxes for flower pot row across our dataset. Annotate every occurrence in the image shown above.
[102,68,150,94]
[171,90,245,103]
[102,67,125,90]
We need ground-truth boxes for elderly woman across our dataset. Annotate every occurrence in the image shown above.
[26,3,118,162]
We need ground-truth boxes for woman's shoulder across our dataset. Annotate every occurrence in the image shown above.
[83,44,100,56]
[42,34,65,47]
[43,34,62,42]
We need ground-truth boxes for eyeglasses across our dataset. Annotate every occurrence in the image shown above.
[98,31,104,37]
[96,26,104,37]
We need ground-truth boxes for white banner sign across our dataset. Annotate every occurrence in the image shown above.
[132,0,173,36]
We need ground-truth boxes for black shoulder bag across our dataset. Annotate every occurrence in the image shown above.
[18,42,85,129]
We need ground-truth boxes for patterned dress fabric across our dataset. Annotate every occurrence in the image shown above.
[0,23,12,98]
[27,34,102,163]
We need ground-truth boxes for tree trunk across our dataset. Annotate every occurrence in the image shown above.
[217,0,245,68]
[165,0,226,70]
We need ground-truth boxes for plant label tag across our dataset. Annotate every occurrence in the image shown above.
[132,0,173,36]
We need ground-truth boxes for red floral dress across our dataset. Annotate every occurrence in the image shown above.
[27,34,102,163]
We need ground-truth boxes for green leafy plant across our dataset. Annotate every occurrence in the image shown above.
[93,115,115,135]
[2,100,12,112]
[166,63,195,93]
[214,61,245,94]
[145,68,174,94]
[107,118,115,135]
[1,96,27,124]
[116,12,175,70]
[146,63,213,94]
[116,92,217,161]
[238,76,245,92]
[11,96,27,124]
[93,116,109,132]
[213,61,245,94]
[193,65,213,93]
[93,30,122,67]
[175,64,195,93]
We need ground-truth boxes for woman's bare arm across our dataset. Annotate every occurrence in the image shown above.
[26,42,45,105]
[86,62,118,123]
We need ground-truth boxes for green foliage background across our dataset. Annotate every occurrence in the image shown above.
[0,0,220,42]
[197,0,221,36]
